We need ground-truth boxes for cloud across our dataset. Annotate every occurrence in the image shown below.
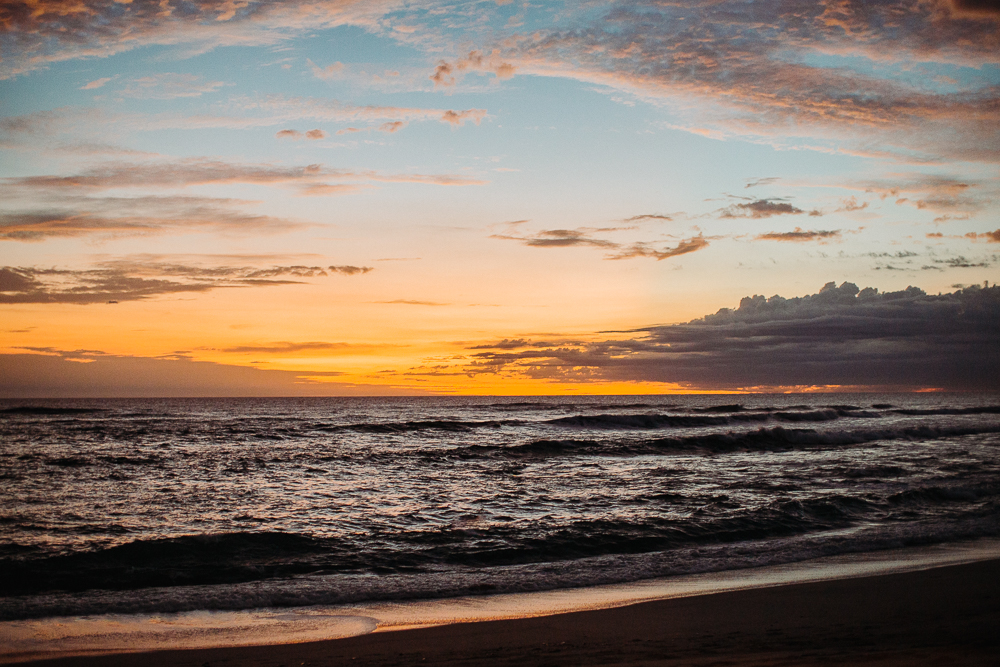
[430,61,455,87]
[308,59,344,80]
[0,352,372,398]
[463,282,1000,391]
[0,1,401,80]
[119,73,227,99]
[0,98,489,150]
[440,109,487,126]
[945,0,1000,18]
[755,228,842,242]
[721,199,809,219]
[0,261,372,304]
[493,226,711,261]
[855,174,988,217]
[376,299,449,306]
[328,265,373,275]
[745,177,779,189]
[379,121,406,133]
[522,229,619,249]
[481,1,1000,162]
[276,129,302,139]
[0,194,305,241]
[623,214,672,223]
[836,196,869,213]
[229,94,488,128]
[430,50,517,87]
[609,236,710,260]
[80,76,113,90]
[329,121,408,135]
[220,341,359,354]
[1,158,486,221]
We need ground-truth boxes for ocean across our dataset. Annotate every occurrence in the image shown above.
[2,393,999,624]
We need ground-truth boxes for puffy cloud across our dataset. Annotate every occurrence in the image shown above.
[429,61,455,87]
[304,128,326,139]
[430,50,517,86]
[721,199,809,219]
[440,108,487,126]
[275,129,301,139]
[464,282,1000,391]
[0,260,372,304]
[379,120,406,133]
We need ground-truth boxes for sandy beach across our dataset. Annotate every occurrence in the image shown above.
[23,558,1000,666]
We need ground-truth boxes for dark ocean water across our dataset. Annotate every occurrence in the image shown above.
[1,394,999,621]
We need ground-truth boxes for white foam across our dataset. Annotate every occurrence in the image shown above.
[345,537,1000,630]
[0,610,376,664]
[2,538,997,664]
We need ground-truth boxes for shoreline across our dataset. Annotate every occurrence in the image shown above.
[3,539,999,665]
[18,557,1000,666]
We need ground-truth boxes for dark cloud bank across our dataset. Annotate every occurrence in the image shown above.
[3,282,997,394]
[0,353,347,398]
[469,282,1000,391]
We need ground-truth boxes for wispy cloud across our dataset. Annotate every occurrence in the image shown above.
[307,58,345,80]
[0,194,304,241]
[853,173,990,220]
[0,1,403,80]
[80,76,113,90]
[119,73,228,99]
[492,224,711,261]
[0,158,486,205]
[0,260,372,304]
[376,299,450,306]
[609,237,710,260]
[479,1,1000,162]
[755,228,841,242]
[275,128,327,140]
[219,341,384,354]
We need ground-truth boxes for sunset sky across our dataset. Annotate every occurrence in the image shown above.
[1,0,998,396]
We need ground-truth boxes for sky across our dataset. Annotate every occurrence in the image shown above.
[1,0,998,396]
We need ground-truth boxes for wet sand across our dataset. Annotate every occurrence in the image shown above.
[27,558,1000,666]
